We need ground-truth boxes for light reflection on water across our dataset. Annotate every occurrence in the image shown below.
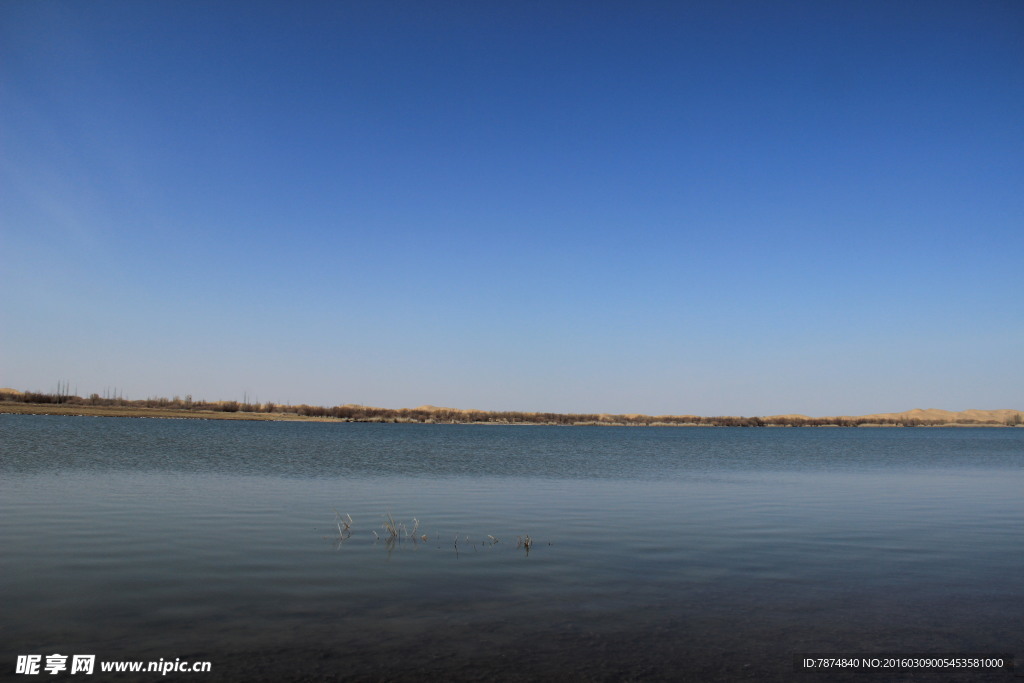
[1,415,1022,681]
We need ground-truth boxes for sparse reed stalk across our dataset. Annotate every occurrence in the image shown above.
[378,512,426,546]
[334,511,353,539]
[328,511,536,555]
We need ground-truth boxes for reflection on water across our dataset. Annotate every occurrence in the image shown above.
[1,415,1021,681]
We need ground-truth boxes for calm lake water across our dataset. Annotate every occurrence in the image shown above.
[1,415,1022,681]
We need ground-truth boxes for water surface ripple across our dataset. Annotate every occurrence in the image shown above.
[1,415,1021,681]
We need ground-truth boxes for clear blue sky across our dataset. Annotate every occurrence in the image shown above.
[2,0,1022,416]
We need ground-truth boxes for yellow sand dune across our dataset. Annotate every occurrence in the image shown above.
[850,408,1021,423]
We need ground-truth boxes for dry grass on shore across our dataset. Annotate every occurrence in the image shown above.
[0,402,334,421]
[1,388,1021,427]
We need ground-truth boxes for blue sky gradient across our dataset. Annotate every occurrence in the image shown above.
[2,1,1022,416]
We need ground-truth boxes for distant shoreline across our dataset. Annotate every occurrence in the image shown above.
[1,394,1021,427]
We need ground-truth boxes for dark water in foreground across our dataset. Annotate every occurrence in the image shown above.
[1,415,1022,681]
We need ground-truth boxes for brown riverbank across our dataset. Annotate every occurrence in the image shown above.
[1,389,1021,427]
[0,402,333,421]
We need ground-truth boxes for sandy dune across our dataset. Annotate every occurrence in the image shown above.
[843,408,1022,423]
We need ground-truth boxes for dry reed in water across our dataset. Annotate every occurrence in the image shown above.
[334,511,353,540]
[328,511,538,555]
